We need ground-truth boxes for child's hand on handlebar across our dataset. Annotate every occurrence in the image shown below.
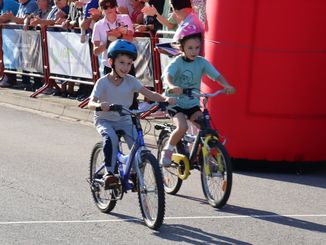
[168,86,183,95]
[224,85,236,95]
[165,97,177,106]
[100,102,110,112]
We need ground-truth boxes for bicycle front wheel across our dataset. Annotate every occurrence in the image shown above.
[200,141,232,208]
[89,142,118,213]
[138,152,165,230]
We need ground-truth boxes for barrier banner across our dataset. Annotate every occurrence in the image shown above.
[2,29,43,73]
[133,37,154,87]
[47,31,93,79]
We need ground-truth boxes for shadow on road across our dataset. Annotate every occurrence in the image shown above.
[222,204,326,233]
[155,223,251,245]
[174,194,207,204]
[101,211,252,244]
[233,160,326,188]
[109,212,143,225]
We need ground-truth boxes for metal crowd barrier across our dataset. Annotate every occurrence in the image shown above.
[0,23,175,111]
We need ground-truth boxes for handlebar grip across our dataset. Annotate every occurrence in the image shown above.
[182,88,193,96]
[158,101,170,110]
[109,104,123,112]
[167,87,195,96]
[95,104,123,112]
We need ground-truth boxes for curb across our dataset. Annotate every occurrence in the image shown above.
[0,88,170,136]
[0,89,92,122]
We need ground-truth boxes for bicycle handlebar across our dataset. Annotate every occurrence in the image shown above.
[95,101,170,116]
[189,89,227,98]
[168,88,227,99]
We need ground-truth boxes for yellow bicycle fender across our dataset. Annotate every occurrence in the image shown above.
[202,135,219,176]
[171,153,190,180]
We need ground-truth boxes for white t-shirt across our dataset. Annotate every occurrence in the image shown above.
[91,74,143,121]
[92,14,134,67]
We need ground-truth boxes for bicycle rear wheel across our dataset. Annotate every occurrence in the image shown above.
[157,132,183,194]
[89,142,118,213]
[138,152,165,230]
[200,141,232,208]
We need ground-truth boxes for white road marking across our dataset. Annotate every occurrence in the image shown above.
[0,214,325,225]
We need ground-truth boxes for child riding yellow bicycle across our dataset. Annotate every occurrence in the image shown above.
[160,23,236,167]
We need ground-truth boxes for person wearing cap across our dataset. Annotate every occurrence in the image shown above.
[159,23,236,167]
[88,39,176,188]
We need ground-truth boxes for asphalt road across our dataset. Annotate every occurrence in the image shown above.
[0,104,325,245]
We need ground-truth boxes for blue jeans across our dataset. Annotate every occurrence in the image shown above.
[95,118,137,173]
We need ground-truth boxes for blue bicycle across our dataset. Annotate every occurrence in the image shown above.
[88,103,166,230]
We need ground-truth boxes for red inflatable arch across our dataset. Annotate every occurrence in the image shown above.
[203,0,326,161]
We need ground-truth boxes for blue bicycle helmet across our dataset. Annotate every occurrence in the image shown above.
[108,39,138,61]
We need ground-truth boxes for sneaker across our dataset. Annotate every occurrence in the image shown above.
[103,173,119,190]
[160,149,173,167]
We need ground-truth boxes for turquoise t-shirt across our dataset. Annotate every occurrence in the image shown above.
[162,56,221,109]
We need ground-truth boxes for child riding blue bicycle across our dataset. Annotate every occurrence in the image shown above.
[160,23,236,167]
[88,39,176,189]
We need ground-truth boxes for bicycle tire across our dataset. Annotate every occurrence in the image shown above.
[89,142,118,213]
[157,132,183,195]
[200,141,232,208]
[137,152,165,230]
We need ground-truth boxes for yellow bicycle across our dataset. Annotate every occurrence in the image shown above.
[155,89,232,208]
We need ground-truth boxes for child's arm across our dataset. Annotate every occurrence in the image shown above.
[164,75,183,95]
[202,58,236,95]
[215,75,236,95]
[139,87,176,105]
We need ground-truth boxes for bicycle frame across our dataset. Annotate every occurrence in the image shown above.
[118,115,149,192]
[93,107,156,193]
[181,107,219,168]
[158,89,226,174]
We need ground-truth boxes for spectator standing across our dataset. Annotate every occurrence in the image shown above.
[191,0,206,28]
[31,0,52,20]
[0,0,19,16]
[0,0,20,87]
[129,0,144,24]
[142,0,165,33]
[116,0,132,15]
[62,0,83,29]
[79,0,100,43]
[92,0,133,75]
[142,0,206,32]
[141,0,178,31]
[171,0,204,42]
[0,0,38,24]
[20,0,53,90]
[0,0,38,89]
[30,0,69,26]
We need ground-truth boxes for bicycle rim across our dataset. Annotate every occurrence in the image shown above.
[138,153,165,230]
[201,142,232,208]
